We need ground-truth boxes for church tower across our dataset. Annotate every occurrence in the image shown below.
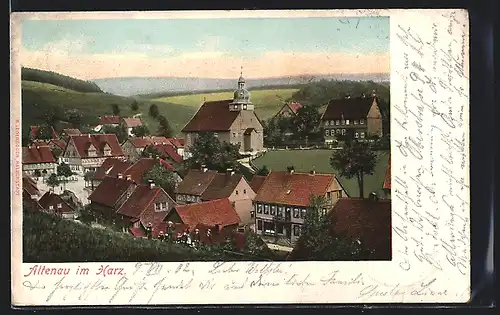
[229,67,254,111]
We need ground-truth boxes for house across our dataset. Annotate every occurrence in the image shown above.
[121,136,171,162]
[174,167,218,204]
[61,134,125,174]
[146,143,184,165]
[328,197,391,260]
[321,92,383,145]
[30,125,58,140]
[23,173,40,199]
[92,116,120,132]
[166,138,185,158]
[87,173,137,219]
[92,158,133,188]
[22,144,57,177]
[253,168,347,248]
[61,128,82,138]
[164,198,241,232]
[383,154,391,199]
[181,73,264,156]
[124,157,177,182]
[23,189,44,213]
[121,117,143,137]
[273,102,303,118]
[249,175,267,194]
[38,191,77,219]
[115,180,177,235]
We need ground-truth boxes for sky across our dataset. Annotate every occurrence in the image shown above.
[20,17,389,80]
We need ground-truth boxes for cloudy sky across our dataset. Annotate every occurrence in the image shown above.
[21,17,389,80]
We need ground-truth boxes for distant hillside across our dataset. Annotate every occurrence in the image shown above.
[94,73,390,97]
[21,67,103,93]
[21,80,195,143]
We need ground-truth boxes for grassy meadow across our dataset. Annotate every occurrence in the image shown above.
[253,149,390,198]
[151,88,299,121]
[22,80,196,136]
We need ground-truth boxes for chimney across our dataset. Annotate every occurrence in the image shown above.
[148,179,155,189]
[126,174,132,181]
[117,173,123,179]
[287,166,295,174]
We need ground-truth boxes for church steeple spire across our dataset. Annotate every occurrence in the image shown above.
[230,68,253,111]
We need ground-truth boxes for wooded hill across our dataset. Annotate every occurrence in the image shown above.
[22,67,103,93]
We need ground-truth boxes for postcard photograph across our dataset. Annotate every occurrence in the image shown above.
[11,9,470,305]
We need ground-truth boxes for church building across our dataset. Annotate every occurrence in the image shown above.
[181,71,264,156]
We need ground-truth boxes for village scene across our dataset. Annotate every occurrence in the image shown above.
[20,16,391,262]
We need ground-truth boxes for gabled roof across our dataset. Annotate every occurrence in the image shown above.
[23,189,44,212]
[321,96,377,120]
[88,176,136,207]
[328,198,392,260]
[22,145,56,164]
[30,125,58,139]
[62,128,81,135]
[127,136,171,149]
[93,158,133,181]
[122,117,143,128]
[68,134,124,158]
[172,198,241,228]
[124,158,175,183]
[254,171,339,207]
[383,155,391,190]
[23,175,40,196]
[181,100,240,132]
[48,139,67,150]
[149,143,183,164]
[201,172,246,201]
[99,116,120,125]
[249,175,267,194]
[174,169,218,196]
[38,191,75,214]
[116,184,161,218]
[167,138,184,148]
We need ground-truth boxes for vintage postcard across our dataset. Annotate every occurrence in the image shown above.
[10,9,470,305]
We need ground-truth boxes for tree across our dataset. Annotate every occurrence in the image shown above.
[156,115,173,138]
[57,162,73,190]
[46,173,60,192]
[292,105,321,140]
[52,146,62,158]
[142,164,178,196]
[149,104,159,118]
[330,139,378,198]
[263,118,283,147]
[84,171,96,190]
[217,141,241,172]
[111,104,120,116]
[187,133,241,172]
[131,125,150,137]
[67,109,83,129]
[256,165,270,176]
[141,145,163,159]
[43,107,60,128]
[113,124,128,143]
[130,100,139,112]
[36,124,54,140]
[294,195,370,260]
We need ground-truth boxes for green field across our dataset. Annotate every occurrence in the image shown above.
[151,88,299,121]
[22,80,196,136]
[253,149,390,198]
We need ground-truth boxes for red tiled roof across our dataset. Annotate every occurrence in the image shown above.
[122,117,143,128]
[124,158,175,183]
[201,172,244,200]
[383,155,391,190]
[321,96,377,120]
[62,128,81,135]
[38,191,75,214]
[49,139,67,150]
[88,176,136,207]
[116,184,161,218]
[30,125,58,139]
[172,198,241,229]
[23,189,44,212]
[167,138,184,148]
[128,136,171,149]
[23,175,40,196]
[181,100,240,132]
[129,227,146,237]
[22,145,56,164]
[328,198,392,260]
[99,116,120,125]
[93,158,133,181]
[249,175,267,194]
[68,134,124,158]
[288,102,303,114]
[174,169,218,196]
[149,143,183,164]
[254,171,338,207]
